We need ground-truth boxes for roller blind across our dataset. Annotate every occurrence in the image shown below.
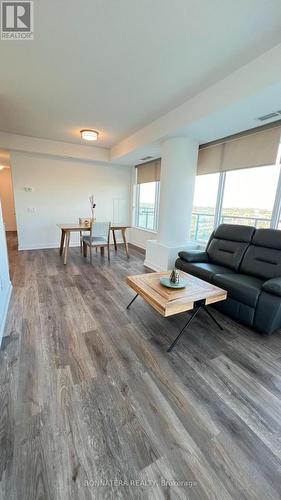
[197,127,281,175]
[135,159,161,184]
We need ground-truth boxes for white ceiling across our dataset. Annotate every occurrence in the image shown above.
[1,0,281,149]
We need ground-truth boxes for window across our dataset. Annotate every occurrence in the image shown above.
[191,157,281,242]
[191,173,220,242]
[135,181,160,231]
[220,165,280,228]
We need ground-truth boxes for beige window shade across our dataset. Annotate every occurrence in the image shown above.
[197,127,281,175]
[197,144,224,175]
[136,159,161,184]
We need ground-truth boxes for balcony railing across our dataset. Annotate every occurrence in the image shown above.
[191,212,271,241]
[136,207,155,230]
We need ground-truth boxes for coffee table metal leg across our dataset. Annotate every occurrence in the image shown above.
[203,305,223,330]
[126,294,139,309]
[167,305,223,352]
[167,307,201,352]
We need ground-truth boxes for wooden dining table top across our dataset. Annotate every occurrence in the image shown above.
[57,223,91,232]
[111,225,130,230]
[58,223,131,231]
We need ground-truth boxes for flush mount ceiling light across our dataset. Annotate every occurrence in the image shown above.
[80,129,99,141]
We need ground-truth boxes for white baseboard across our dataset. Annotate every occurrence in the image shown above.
[0,281,12,346]
[128,239,146,250]
[18,242,79,251]
[143,259,164,272]
[19,236,126,251]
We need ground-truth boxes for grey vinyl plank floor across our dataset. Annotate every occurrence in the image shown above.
[1,232,281,499]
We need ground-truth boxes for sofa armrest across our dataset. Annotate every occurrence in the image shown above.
[178,251,209,263]
[262,277,281,297]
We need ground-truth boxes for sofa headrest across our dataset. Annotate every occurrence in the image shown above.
[252,229,281,250]
[213,224,255,243]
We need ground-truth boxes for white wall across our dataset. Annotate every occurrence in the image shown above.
[0,168,17,231]
[0,201,12,343]
[11,151,131,250]
[128,227,157,250]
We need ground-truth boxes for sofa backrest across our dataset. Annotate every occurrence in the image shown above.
[240,229,281,280]
[207,224,255,271]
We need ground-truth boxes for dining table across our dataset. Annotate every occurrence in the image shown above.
[111,225,131,258]
[57,223,91,264]
[58,223,131,264]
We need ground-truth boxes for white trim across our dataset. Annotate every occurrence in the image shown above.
[214,171,226,228]
[270,143,281,228]
[0,281,12,345]
[134,182,140,227]
[155,181,161,230]
[128,238,147,250]
[18,242,79,251]
[143,259,164,272]
[19,237,125,251]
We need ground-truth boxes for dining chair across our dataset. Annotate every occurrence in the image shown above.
[83,221,111,263]
[79,217,91,253]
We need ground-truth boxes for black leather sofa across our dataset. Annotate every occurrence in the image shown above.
[175,224,281,335]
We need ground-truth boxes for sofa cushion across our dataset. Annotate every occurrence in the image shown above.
[175,258,234,283]
[178,251,208,263]
[207,238,250,271]
[213,273,263,307]
[253,228,281,250]
[206,224,255,271]
[211,224,255,243]
[240,229,281,280]
[262,277,281,297]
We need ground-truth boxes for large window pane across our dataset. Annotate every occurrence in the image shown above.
[191,173,220,241]
[135,181,158,230]
[221,165,280,228]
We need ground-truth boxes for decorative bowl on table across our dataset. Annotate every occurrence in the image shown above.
[160,277,187,289]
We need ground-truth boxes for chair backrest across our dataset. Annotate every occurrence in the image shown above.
[206,224,255,271]
[91,221,111,241]
[240,228,281,280]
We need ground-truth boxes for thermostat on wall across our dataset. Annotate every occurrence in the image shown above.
[24,186,34,192]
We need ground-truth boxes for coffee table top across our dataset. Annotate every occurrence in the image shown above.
[127,271,227,317]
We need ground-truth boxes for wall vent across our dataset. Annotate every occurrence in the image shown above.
[257,111,281,121]
[140,156,154,161]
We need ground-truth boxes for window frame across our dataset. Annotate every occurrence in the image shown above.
[134,181,160,232]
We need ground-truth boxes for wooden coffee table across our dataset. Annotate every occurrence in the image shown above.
[126,271,227,352]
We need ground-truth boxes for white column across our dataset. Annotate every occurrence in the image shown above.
[144,137,199,271]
